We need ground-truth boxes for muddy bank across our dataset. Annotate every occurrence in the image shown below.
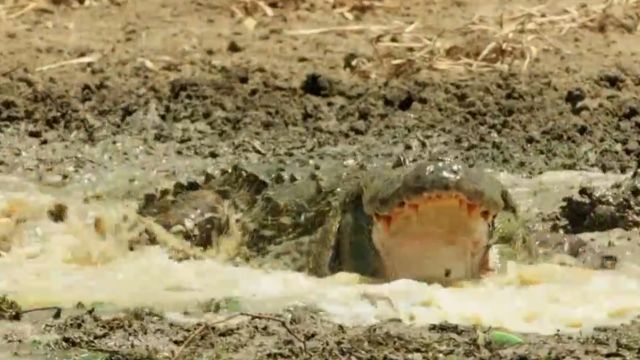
[1,65,640,178]
[1,0,639,179]
[2,306,637,360]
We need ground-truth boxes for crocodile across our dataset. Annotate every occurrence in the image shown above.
[136,157,612,285]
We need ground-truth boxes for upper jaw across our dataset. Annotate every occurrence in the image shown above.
[362,160,505,218]
[355,161,512,283]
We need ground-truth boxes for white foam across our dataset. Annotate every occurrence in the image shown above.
[0,171,639,335]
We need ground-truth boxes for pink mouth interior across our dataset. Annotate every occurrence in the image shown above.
[371,191,494,284]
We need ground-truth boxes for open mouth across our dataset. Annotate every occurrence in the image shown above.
[371,191,495,284]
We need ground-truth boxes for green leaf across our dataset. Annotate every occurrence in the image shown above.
[489,330,525,347]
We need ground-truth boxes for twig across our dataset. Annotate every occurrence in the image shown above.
[35,53,102,72]
[172,313,244,360]
[2,305,63,321]
[171,312,307,360]
[241,312,308,353]
[286,24,400,35]
[172,312,307,358]
[172,324,206,360]
[5,2,38,19]
[254,0,274,17]
[19,306,62,319]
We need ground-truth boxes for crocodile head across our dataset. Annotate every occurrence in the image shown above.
[324,159,516,285]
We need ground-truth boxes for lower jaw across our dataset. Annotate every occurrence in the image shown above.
[369,195,495,284]
[372,233,492,285]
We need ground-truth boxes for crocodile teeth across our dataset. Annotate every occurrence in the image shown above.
[466,202,478,216]
[374,213,393,232]
[407,203,419,212]
[375,191,495,235]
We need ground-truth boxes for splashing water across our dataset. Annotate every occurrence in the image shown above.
[0,170,639,336]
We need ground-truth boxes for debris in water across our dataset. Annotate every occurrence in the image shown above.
[47,203,68,223]
[489,330,525,347]
[0,295,21,321]
[0,295,61,321]
[200,296,245,314]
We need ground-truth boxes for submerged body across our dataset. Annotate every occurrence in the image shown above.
[137,158,594,285]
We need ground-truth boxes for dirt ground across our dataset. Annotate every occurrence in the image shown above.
[6,305,640,360]
[1,0,640,358]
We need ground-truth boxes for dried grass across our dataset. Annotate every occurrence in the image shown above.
[0,1,43,19]
[329,0,399,21]
[0,0,109,20]
[228,0,395,21]
[341,0,640,78]
[227,0,396,31]
[285,22,404,35]
[228,0,280,31]
[468,0,639,36]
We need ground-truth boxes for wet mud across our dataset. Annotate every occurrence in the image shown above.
[45,308,640,360]
[4,306,640,360]
[2,61,640,176]
[554,161,640,233]
[1,0,640,358]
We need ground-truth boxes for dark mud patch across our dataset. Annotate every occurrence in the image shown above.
[551,164,640,234]
[2,64,640,176]
[39,307,640,360]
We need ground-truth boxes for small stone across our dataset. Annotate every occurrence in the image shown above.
[227,40,243,53]
[384,88,414,111]
[343,53,360,70]
[565,88,585,108]
[621,100,639,120]
[273,172,286,184]
[184,218,195,232]
[349,120,367,135]
[598,71,625,89]
[301,73,334,97]
[600,255,618,270]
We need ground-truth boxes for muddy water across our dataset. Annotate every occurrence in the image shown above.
[0,169,638,336]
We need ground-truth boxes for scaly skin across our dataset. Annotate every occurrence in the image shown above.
[136,157,604,284]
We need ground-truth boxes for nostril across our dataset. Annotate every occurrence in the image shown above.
[480,210,490,220]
